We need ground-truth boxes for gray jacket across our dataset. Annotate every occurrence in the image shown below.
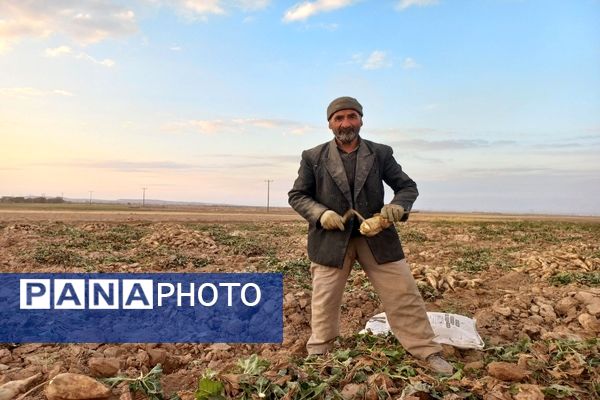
[288,138,418,268]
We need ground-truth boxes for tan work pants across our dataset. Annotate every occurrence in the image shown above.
[307,237,441,360]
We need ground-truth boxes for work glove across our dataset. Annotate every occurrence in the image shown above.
[319,210,345,231]
[380,204,406,222]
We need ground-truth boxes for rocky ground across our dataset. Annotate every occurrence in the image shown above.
[0,214,598,399]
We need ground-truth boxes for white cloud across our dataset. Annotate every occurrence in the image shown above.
[0,87,75,98]
[44,45,115,67]
[163,117,316,135]
[237,0,271,11]
[44,154,300,173]
[175,119,230,134]
[0,1,273,52]
[287,126,313,136]
[389,138,515,151]
[72,160,197,171]
[170,45,182,51]
[0,1,138,53]
[0,88,47,98]
[175,0,226,16]
[52,89,75,97]
[396,0,439,11]
[363,50,392,70]
[402,57,419,69]
[76,53,116,67]
[164,0,269,20]
[283,0,357,22]
[300,22,339,31]
[44,46,72,57]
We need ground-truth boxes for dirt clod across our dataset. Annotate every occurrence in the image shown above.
[88,357,120,378]
[487,361,529,382]
[45,373,112,400]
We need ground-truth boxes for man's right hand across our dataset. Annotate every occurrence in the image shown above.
[380,204,406,222]
[319,210,345,231]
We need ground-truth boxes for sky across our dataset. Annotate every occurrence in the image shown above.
[0,0,599,215]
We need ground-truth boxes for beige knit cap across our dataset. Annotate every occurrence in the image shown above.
[326,96,363,120]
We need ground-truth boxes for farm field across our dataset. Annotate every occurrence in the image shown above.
[0,205,598,399]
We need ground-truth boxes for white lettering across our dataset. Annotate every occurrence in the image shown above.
[241,283,261,306]
[157,283,175,307]
[177,282,195,307]
[219,282,241,306]
[197,283,218,306]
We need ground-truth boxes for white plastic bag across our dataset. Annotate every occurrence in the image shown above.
[360,311,485,350]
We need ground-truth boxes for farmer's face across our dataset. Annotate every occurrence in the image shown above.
[329,109,362,144]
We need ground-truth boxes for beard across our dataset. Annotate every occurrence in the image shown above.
[333,126,360,144]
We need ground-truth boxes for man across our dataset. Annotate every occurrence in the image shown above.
[288,96,453,375]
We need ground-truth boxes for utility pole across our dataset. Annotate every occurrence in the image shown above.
[141,187,147,207]
[88,191,93,205]
[264,179,274,213]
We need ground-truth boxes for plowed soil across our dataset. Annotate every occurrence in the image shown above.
[0,205,598,399]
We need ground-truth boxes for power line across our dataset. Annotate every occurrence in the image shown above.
[264,180,274,213]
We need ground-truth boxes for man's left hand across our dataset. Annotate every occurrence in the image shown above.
[380,204,405,222]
